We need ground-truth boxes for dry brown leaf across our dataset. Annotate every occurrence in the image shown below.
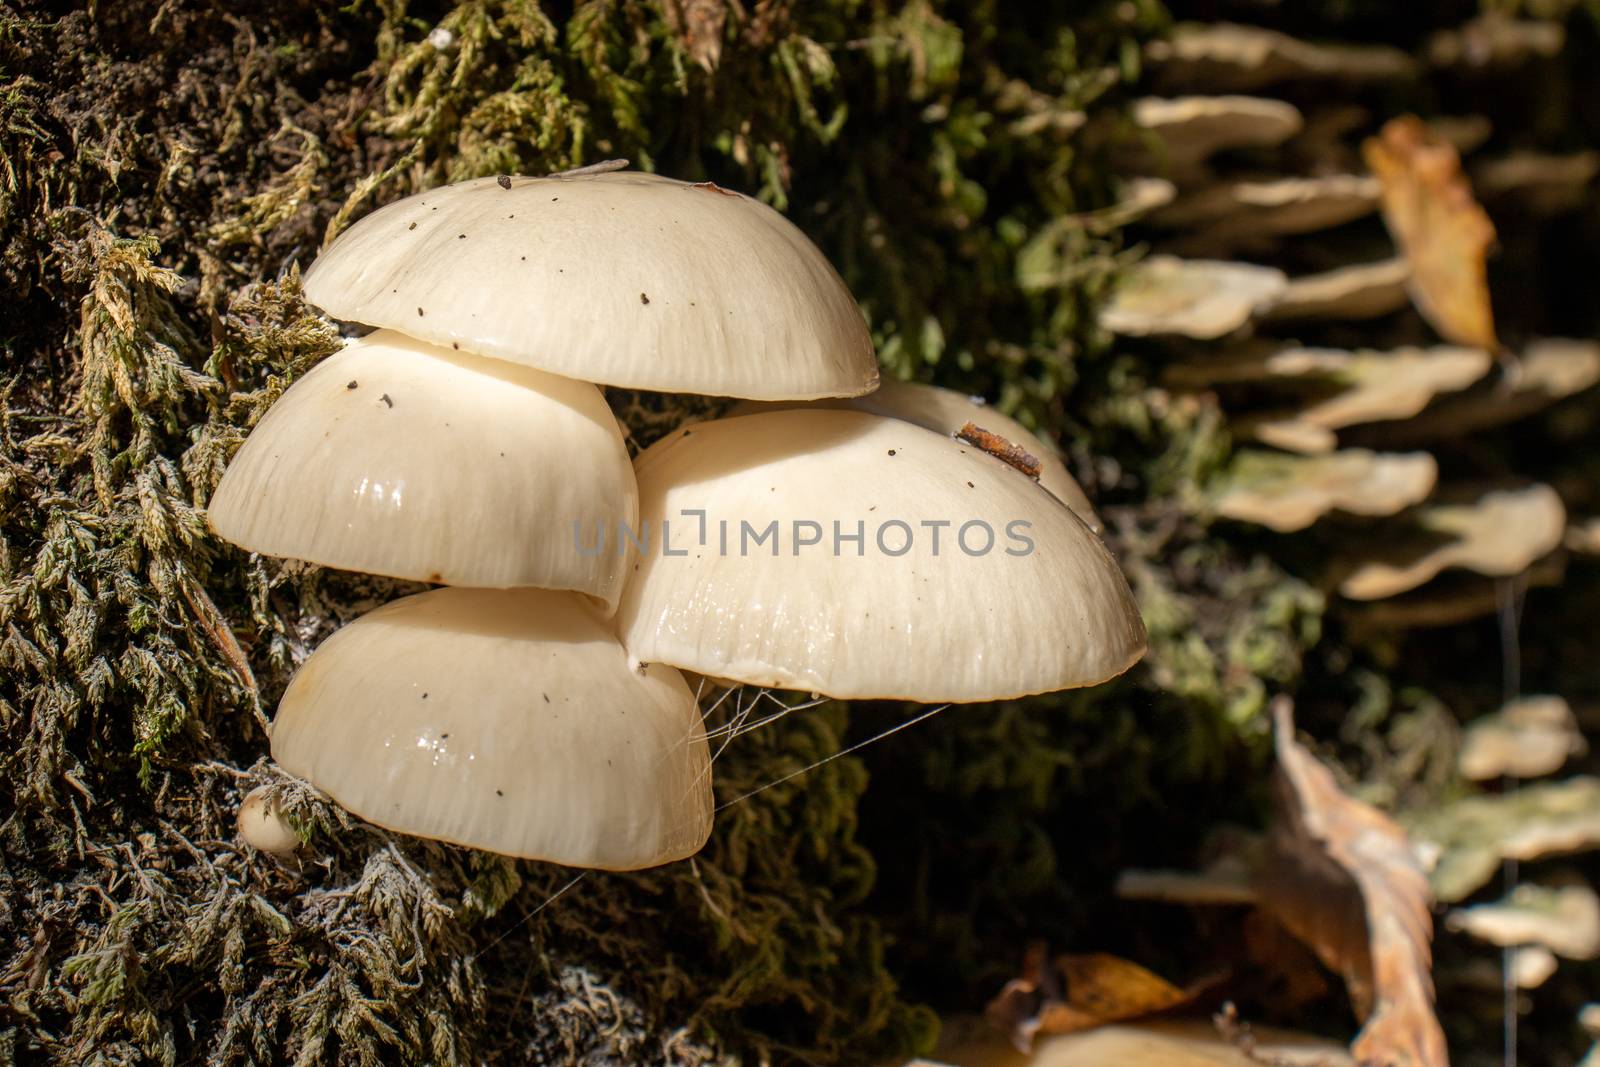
[1255,697,1448,1067]
[985,945,1203,1051]
[662,0,728,73]
[1363,115,1498,352]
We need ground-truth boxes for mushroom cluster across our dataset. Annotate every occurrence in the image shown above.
[212,165,1146,870]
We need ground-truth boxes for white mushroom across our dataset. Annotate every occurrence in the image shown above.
[303,170,877,399]
[237,786,300,856]
[271,587,712,869]
[733,379,1100,531]
[616,410,1146,703]
[208,330,637,608]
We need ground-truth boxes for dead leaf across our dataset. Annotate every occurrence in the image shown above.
[985,945,1205,1051]
[1363,115,1498,352]
[1256,697,1447,1067]
[662,0,728,73]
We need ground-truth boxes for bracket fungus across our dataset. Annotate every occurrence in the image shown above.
[1122,96,1303,176]
[1260,257,1411,323]
[1212,449,1437,532]
[1099,256,1286,339]
[271,587,712,870]
[209,329,637,605]
[733,379,1100,531]
[616,409,1145,703]
[302,170,878,399]
[1147,22,1415,93]
[1337,483,1566,601]
[1459,696,1586,782]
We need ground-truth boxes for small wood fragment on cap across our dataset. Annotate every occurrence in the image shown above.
[955,422,1043,480]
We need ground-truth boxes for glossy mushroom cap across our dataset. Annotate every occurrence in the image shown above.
[303,171,878,400]
[732,379,1101,531]
[617,410,1146,703]
[271,587,713,870]
[237,786,299,856]
[208,330,637,609]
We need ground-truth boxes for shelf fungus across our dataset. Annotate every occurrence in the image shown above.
[1220,345,1492,454]
[1120,95,1303,177]
[1459,696,1586,782]
[1337,483,1567,601]
[208,329,638,607]
[1099,256,1286,339]
[270,587,712,870]
[1260,257,1411,323]
[733,379,1100,531]
[616,410,1145,703]
[1212,449,1437,532]
[302,170,877,399]
[1146,21,1415,93]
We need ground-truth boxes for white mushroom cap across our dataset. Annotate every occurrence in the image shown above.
[208,330,637,608]
[237,786,300,856]
[271,587,711,869]
[302,171,878,400]
[732,379,1100,531]
[616,410,1146,702]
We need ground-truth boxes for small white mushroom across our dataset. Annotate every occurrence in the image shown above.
[616,410,1146,703]
[208,330,637,607]
[237,786,299,856]
[271,587,712,869]
[303,170,877,399]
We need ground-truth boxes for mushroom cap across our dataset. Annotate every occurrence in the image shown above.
[732,379,1100,531]
[616,410,1146,702]
[271,587,712,869]
[302,171,878,400]
[208,330,637,608]
[237,786,300,855]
